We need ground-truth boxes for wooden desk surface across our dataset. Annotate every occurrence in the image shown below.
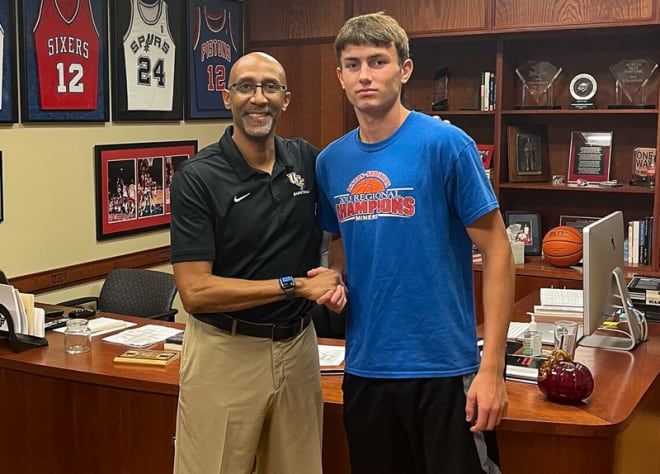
[500,292,660,437]
[0,311,346,405]
[0,310,183,396]
[2,307,658,474]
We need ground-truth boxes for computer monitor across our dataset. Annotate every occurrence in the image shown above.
[579,211,646,351]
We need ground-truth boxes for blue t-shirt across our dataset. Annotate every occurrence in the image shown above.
[316,111,498,378]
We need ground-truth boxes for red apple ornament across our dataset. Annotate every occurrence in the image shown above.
[537,349,594,403]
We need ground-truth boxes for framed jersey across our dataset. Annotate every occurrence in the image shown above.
[18,0,109,122]
[94,140,197,240]
[186,0,243,120]
[0,0,18,123]
[111,0,185,121]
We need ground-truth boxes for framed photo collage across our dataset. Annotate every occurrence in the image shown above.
[1,0,243,124]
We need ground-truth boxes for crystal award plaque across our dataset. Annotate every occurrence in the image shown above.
[569,73,597,109]
[608,58,658,109]
[431,67,448,111]
[515,60,563,109]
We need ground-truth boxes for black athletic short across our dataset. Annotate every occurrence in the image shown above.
[342,373,501,474]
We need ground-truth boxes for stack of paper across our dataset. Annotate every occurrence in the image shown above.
[533,288,583,319]
[319,344,345,374]
[53,317,136,337]
[102,324,183,348]
[0,283,44,337]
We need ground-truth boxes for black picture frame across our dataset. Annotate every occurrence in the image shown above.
[506,125,549,183]
[18,0,109,122]
[94,140,197,240]
[559,215,599,233]
[505,211,542,256]
[0,0,18,123]
[0,150,3,223]
[111,0,184,121]
[186,0,243,120]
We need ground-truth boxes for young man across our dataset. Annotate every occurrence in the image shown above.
[170,52,346,474]
[315,12,515,474]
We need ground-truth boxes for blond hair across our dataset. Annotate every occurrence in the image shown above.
[334,12,409,66]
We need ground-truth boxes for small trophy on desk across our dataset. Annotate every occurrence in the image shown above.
[431,67,448,111]
[515,60,563,109]
[608,58,658,109]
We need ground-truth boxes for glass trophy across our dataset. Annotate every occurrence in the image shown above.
[608,58,658,109]
[431,67,448,111]
[515,60,563,109]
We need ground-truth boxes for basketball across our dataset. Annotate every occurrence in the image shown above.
[542,226,584,267]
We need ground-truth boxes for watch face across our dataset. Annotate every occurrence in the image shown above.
[569,73,597,101]
[280,276,295,289]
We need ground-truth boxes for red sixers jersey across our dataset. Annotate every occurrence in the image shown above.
[33,0,100,110]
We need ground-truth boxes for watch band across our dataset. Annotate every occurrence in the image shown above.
[279,276,296,300]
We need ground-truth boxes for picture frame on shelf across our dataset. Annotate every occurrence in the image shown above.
[94,140,197,240]
[186,0,243,120]
[567,131,613,183]
[558,215,599,233]
[507,125,549,183]
[504,211,542,256]
[111,0,185,121]
[0,0,18,123]
[476,144,494,169]
[18,0,109,122]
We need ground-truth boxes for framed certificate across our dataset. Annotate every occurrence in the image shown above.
[18,0,109,122]
[186,0,243,120]
[567,131,613,183]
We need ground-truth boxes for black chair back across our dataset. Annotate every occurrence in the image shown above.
[98,268,177,319]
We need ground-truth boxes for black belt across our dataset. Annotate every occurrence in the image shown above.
[212,312,312,341]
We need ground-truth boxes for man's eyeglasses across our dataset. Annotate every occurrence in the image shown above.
[229,82,287,95]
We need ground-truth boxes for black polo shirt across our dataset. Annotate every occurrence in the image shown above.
[170,127,322,324]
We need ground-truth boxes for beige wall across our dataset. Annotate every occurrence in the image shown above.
[1,121,229,321]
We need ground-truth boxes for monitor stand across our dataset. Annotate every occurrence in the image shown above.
[578,267,647,351]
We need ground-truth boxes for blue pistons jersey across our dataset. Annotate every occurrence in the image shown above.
[191,1,241,111]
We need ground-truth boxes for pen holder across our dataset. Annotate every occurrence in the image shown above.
[510,241,525,264]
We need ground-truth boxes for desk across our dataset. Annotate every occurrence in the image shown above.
[1,305,658,474]
[0,311,349,474]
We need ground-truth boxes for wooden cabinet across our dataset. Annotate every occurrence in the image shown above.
[404,26,660,273]
[245,0,347,42]
[353,0,491,35]
[494,0,656,30]
[253,44,346,149]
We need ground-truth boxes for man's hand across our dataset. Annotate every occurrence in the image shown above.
[307,267,347,313]
[465,367,508,432]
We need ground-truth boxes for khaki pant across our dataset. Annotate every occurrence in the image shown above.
[173,316,323,474]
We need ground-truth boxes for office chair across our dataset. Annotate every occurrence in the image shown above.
[58,268,178,321]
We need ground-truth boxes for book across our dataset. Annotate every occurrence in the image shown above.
[505,354,547,384]
[631,147,656,185]
[113,349,179,366]
[163,331,184,351]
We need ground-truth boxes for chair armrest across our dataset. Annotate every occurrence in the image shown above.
[146,309,178,322]
[56,296,99,308]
